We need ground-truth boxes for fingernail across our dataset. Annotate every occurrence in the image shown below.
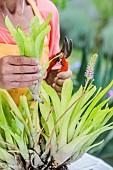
[54,77,58,82]
[57,73,61,78]
[52,83,55,88]
[38,74,42,78]
[35,59,39,65]
[38,66,42,71]
[33,80,38,84]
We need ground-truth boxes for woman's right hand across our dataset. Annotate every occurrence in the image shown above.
[0,56,42,89]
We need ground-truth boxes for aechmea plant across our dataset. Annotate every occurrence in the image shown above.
[5,14,52,103]
[0,54,113,170]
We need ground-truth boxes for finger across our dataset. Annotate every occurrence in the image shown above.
[8,56,39,66]
[57,92,61,98]
[2,73,42,83]
[4,80,37,89]
[57,70,72,79]
[54,78,64,86]
[52,83,62,93]
[1,65,42,74]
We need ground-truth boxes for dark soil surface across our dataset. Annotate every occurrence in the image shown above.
[57,165,69,170]
[40,165,69,170]
[0,166,69,170]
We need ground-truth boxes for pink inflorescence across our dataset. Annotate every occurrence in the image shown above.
[85,66,94,80]
[85,54,98,80]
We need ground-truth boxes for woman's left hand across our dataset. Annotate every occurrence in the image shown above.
[52,70,72,97]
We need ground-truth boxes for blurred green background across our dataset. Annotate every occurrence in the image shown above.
[51,0,113,167]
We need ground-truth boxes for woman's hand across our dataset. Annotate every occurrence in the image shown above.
[46,69,72,97]
[52,70,72,97]
[0,56,42,89]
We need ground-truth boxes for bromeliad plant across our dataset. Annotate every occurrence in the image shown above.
[0,54,113,170]
[5,14,52,103]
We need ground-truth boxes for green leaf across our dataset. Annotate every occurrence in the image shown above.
[29,16,40,41]
[70,141,103,163]
[0,133,6,149]
[39,98,56,145]
[58,79,73,147]
[54,125,113,166]
[80,97,111,133]
[40,13,52,31]
[74,81,113,137]
[0,147,15,165]
[20,96,33,133]
[35,25,51,59]
[14,134,29,160]
[5,16,24,55]
[0,124,29,160]
[24,36,36,57]
[68,86,96,141]
[0,95,13,145]
[0,89,31,144]
[17,27,27,41]
[42,81,61,121]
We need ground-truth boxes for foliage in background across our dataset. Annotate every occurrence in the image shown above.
[92,0,113,24]
[51,0,68,8]
[59,0,99,49]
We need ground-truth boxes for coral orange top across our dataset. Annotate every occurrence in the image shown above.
[0,0,60,105]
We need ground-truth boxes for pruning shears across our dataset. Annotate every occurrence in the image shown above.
[46,36,73,78]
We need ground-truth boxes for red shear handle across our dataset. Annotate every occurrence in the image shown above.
[60,56,69,72]
[46,57,58,74]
